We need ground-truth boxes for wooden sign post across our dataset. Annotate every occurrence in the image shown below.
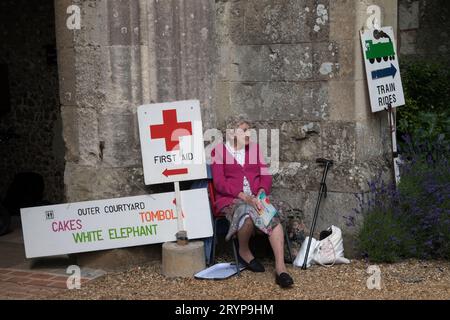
[137,100,208,244]
[361,27,405,185]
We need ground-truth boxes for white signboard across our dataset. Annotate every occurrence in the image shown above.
[137,100,207,185]
[360,27,405,112]
[20,188,212,258]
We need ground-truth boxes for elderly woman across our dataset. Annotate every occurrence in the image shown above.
[210,118,294,288]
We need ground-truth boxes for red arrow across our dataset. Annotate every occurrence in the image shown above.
[163,168,188,177]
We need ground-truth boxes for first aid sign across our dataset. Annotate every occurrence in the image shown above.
[137,100,207,185]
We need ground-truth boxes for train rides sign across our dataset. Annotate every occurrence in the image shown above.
[360,27,405,113]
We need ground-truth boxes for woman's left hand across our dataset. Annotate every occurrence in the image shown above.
[254,198,263,211]
[250,196,263,211]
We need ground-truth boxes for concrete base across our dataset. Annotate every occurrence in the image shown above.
[162,241,205,278]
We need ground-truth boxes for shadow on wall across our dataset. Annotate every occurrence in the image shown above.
[0,172,51,236]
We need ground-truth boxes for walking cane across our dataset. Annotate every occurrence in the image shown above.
[301,158,334,270]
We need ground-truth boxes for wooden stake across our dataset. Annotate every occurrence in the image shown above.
[174,181,188,245]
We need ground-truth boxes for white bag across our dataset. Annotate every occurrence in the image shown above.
[294,225,350,268]
[293,236,318,268]
[313,225,350,266]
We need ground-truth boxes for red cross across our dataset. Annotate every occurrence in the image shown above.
[149,109,192,151]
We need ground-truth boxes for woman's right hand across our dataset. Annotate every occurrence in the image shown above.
[239,193,262,211]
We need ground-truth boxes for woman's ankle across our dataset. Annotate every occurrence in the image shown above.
[238,248,254,262]
[275,264,287,275]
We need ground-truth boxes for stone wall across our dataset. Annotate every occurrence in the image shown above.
[0,0,64,204]
[55,0,398,265]
[399,0,450,61]
[56,0,216,203]
[55,0,217,268]
[215,0,395,255]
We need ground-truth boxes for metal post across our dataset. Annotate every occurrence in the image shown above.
[385,103,400,186]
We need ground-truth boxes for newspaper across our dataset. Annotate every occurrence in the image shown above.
[257,191,277,227]
[194,263,246,280]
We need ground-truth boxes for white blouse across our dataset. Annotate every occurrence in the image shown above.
[225,142,252,196]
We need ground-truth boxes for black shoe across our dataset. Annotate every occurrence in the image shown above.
[275,272,294,288]
[238,255,265,272]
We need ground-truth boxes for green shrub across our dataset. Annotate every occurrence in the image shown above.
[397,59,450,144]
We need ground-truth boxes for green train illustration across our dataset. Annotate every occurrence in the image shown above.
[365,39,396,64]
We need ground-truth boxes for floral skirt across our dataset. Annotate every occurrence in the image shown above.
[220,199,281,241]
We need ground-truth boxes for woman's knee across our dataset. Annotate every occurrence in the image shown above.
[269,223,283,236]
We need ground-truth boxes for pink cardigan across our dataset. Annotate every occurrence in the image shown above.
[210,143,272,214]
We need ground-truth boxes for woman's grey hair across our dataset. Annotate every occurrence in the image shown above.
[225,115,252,130]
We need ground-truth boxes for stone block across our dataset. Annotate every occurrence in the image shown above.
[278,121,322,162]
[312,42,339,81]
[228,81,328,122]
[75,46,110,110]
[106,46,143,112]
[352,37,366,82]
[243,0,312,44]
[215,0,230,45]
[216,43,233,81]
[214,81,231,128]
[76,0,109,47]
[57,47,77,106]
[230,44,313,81]
[308,0,330,42]
[60,106,80,163]
[227,0,246,45]
[107,0,140,46]
[302,81,330,121]
[328,81,355,121]
[97,112,141,167]
[354,79,372,121]
[330,0,356,41]
[355,118,387,162]
[61,107,100,167]
[272,161,322,190]
[334,40,357,81]
[64,164,148,202]
[321,121,356,164]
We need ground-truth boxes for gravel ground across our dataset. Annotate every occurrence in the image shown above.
[56,258,450,300]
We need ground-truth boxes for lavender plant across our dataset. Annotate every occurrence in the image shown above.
[346,134,450,262]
